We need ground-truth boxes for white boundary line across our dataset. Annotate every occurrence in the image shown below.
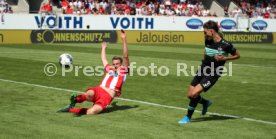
[0,78,275,125]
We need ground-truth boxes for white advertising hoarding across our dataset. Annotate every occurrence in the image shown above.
[0,14,275,32]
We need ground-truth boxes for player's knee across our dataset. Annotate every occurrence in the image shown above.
[187,90,196,98]
[86,105,103,115]
[188,92,198,98]
[86,90,94,100]
[187,93,192,99]
[86,109,101,115]
[187,86,196,98]
[86,110,98,115]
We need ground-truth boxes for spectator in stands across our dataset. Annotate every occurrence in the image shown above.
[244,6,252,18]
[130,4,136,15]
[3,4,13,13]
[198,1,203,10]
[159,4,165,15]
[0,0,4,23]
[66,5,73,14]
[98,5,106,14]
[0,3,4,14]
[135,2,142,15]
[175,4,182,16]
[40,0,53,13]
[263,10,270,18]
[251,8,258,18]
[61,0,69,12]
[165,6,172,15]
[187,7,193,16]
[124,4,131,15]
[91,5,98,14]
[164,0,171,9]
[105,2,112,14]
[240,0,247,13]
[224,6,229,17]
[202,8,209,17]
[231,7,242,18]
[0,0,7,7]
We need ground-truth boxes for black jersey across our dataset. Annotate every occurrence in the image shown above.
[202,39,237,68]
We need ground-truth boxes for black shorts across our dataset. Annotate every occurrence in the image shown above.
[191,73,219,92]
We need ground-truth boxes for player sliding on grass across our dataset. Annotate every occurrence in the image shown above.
[178,20,240,124]
[58,31,129,115]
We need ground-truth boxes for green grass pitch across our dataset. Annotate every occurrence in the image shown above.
[0,43,275,139]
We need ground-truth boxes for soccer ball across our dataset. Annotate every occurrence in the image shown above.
[59,53,73,67]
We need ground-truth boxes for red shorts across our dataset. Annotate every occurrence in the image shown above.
[86,86,113,109]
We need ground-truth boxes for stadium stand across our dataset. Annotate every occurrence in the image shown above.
[232,0,276,18]
[16,0,274,18]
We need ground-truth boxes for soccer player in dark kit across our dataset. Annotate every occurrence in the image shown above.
[178,20,240,124]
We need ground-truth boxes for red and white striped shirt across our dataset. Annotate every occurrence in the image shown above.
[100,64,127,96]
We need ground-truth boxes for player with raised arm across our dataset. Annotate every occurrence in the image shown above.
[58,31,129,115]
[178,20,240,124]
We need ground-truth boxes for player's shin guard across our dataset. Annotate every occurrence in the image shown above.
[76,94,87,103]
[69,108,88,115]
[187,96,201,119]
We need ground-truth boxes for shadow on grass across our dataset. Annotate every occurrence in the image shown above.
[72,102,138,117]
[192,115,237,123]
[101,101,139,114]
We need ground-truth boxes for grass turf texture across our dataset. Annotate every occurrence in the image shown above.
[0,43,275,139]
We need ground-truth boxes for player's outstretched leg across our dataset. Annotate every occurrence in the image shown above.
[57,90,93,113]
[86,105,103,115]
[68,105,103,116]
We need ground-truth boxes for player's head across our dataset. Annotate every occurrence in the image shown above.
[203,20,219,40]
[112,56,123,69]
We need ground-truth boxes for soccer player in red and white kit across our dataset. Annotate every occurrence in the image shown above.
[58,31,129,115]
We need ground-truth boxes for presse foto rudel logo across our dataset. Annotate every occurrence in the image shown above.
[30,30,117,44]
[43,62,234,77]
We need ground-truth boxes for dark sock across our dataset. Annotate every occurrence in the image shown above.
[198,96,208,105]
[186,96,201,119]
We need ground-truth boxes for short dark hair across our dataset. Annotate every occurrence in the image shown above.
[112,56,123,63]
[203,20,219,32]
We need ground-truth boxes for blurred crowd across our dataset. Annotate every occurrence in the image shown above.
[59,0,212,16]
[40,0,276,18]
[0,0,13,14]
[231,0,276,18]
[42,0,219,17]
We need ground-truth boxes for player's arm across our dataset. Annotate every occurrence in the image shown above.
[215,50,240,61]
[121,30,129,67]
[101,42,108,67]
[225,50,240,60]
